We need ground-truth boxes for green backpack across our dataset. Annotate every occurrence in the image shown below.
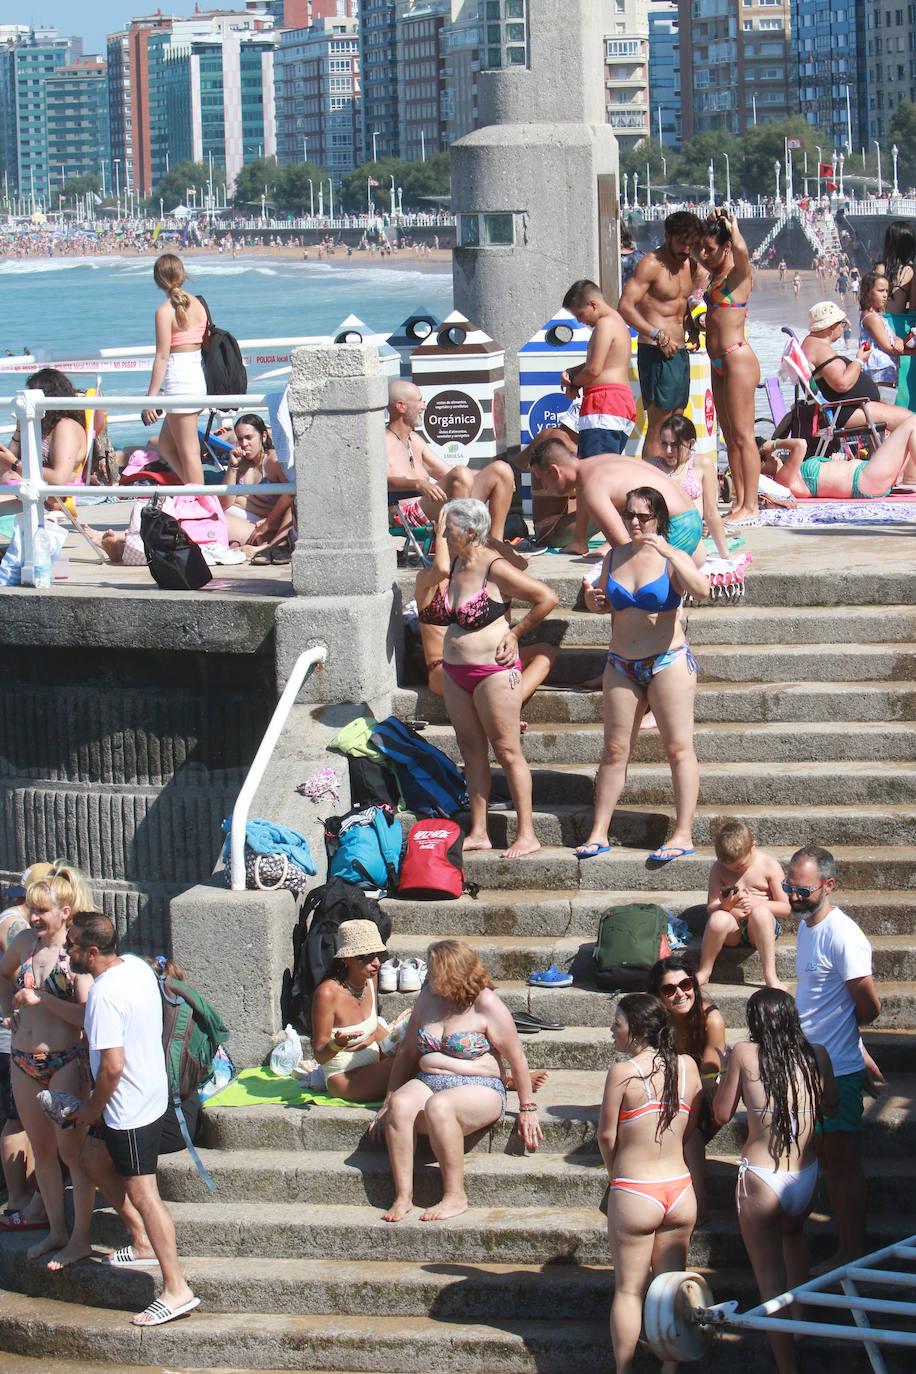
[593,904,671,990]
[158,973,229,1190]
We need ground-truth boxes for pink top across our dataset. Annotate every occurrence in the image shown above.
[171,316,207,348]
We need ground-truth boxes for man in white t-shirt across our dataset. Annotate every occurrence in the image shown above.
[69,912,198,1328]
[790,845,881,1266]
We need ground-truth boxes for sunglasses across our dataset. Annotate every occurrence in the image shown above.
[659,978,694,998]
[625,510,656,526]
[357,951,385,962]
[781,880,826,899]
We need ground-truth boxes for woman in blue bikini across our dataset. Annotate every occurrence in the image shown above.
[715,990,838,1374]
[373,940,542,1222]
[577,486,709,864]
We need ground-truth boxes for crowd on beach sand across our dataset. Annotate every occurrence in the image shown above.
[0,217,905,1367]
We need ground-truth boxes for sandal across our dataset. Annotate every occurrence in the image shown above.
[251,547,273,565]
[268,536,293,565]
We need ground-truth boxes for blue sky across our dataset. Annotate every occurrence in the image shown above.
[20,5,203,55]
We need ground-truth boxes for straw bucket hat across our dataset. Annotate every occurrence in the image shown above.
[335,920,386,961]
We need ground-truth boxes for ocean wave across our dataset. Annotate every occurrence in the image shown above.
[0,257,122,276]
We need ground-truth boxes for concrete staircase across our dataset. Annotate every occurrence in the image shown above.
[0,547,913,1371]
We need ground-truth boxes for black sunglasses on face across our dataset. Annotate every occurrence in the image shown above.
[782,880,826,899]
[659,978,694,998]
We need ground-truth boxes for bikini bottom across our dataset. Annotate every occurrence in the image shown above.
[417,1070,506,1121]
[709,340,748,375]
[443,659,521,694]
[736,1157,818,1217]
[12,1042,87,1089]
[610,1173,693,1218]
[605,642,698,688]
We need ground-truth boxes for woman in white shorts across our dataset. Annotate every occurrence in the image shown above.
[142,254,208,486]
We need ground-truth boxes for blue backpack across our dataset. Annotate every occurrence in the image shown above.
[325,804,402,890]
[369,717,469,818]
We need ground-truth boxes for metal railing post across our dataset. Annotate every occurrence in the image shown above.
[229,644,328,890]
[15,387,44,586]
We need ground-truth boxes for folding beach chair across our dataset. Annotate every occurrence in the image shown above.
[389,495,433,566]
[777,327,885,460]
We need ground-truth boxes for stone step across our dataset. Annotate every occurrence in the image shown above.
[529,605,916,648]
[460,845,916,893]
[393,680,916,726]
[382,888,915,938]
[543,642,916,685]
[511,761,915,806]
[375,931,916,986]
[155,1149,916,1216]
[405,802,915,850]
[200,1074,916,1159]
[422,720,916,767]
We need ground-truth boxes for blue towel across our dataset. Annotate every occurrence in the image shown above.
[221,816,316,874]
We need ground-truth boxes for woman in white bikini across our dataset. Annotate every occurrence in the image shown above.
[598,993,702,1374]
[714,989,838,1374]
[311,920,400,1103]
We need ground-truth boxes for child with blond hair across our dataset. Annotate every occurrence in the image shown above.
[697,821,790,991]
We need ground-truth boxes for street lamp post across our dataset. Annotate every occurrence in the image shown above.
[646,161,651,209]
[634,171,639,206]
[328,179,334,220]
[893,144,900,196]
[623,172,629,209]
[308,178,314,216]
[724,152,731,206]
[372,130,380,163]
[774,160,781,204]
[838,151,845,198]
[303,138,308,164]
[874,139,883,196]
[708,158,715,208]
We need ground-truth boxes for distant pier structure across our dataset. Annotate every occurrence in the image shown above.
[450,0,619,444]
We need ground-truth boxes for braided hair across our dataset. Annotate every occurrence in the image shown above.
[746,988,823,1166]
[617,992,681,1137]
[154,253,192,328]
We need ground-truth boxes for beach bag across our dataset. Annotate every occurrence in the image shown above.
[593,904,671,990]
[369,717,469,817]
[346,755,402,812]
[170,493,228,547]
[397,819,467,900]
[283,879,392,1030]
[140,496,211,591]
[326,804,402,890]
[198,294,247,399]
[157,972,229,1189]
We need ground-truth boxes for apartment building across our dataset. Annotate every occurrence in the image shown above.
[275,17,362,175]
[678,0,792,139]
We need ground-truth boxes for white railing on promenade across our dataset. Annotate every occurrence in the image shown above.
[229,644,328,891]
[0,334,326,377]
[8,389,295,585]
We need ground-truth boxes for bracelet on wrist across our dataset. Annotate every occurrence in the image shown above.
[651,326,660,340]
[518,1103,538,1112]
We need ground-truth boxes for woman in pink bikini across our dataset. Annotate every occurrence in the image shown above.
[598,993,702,1374]
[141,254,208,486]
[419,498,557,858]
[715,989,838,1374]
[651,414,730,557]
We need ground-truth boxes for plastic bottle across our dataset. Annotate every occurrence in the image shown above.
[31,526,53,588]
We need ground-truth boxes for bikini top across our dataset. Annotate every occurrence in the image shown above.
[15,941,76,1002]
[418,559,511,629]
[605,552,681,614]
[417,1025,492,1059]
[704,277,749,311]
[618,1056,690,1123]
[679,450,702,502]
[333,980,377,1041]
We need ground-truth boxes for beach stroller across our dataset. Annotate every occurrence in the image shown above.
[775,327,885,460]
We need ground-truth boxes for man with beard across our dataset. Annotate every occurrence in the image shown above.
[789,845,881,1267]
[619,210,705,459]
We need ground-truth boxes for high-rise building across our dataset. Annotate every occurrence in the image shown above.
[602,0,651,153]
[45,57,111,196]
[397,0,449,162]
[275,17,362,176]
[107,14,176,200]
[791,0,867,150]
[648,1,680,149]
[360,0,400,159]
[678,0,792,140]
[441,0,480,145]
[0,28,80,202]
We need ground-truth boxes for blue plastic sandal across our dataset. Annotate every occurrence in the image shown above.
[528,966,573,988]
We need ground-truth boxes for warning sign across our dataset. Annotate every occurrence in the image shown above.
[424,390,482,448]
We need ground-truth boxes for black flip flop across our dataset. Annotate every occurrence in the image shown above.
[513,1010,566,1032]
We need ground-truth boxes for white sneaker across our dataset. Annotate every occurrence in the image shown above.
[378,958,401,993]
[202,542,247,566]
[398,957,427,993]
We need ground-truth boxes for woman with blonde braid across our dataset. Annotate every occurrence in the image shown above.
[142,254,208,486]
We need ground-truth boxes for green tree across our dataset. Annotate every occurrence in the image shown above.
[620,138,667,182]
[274,162,329,214]
[672,130,739,195]
[61,172,101,201]
[888,100,916,189]
[232,156,284,210]
[337,154,451,213]
[150,160,212,210]
[736,116,822,199]
[397,152,450,207]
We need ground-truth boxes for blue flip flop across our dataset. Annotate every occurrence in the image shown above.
[648,845,695,864]
[575,842,613,859]
[528,966,573,988]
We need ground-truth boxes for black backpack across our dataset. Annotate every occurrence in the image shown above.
[283,879,392,1031]
[197,294,248,399]
[140,496,211,591]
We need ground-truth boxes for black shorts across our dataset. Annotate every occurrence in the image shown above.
[0,1051,18,1123]
[98,1112,166,1178]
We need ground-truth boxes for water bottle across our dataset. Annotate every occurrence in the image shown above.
[31,526,53,589]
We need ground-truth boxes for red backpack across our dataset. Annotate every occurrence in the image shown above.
[396,819,467,900]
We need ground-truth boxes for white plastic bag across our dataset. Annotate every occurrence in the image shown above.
[269,1023,302,1077]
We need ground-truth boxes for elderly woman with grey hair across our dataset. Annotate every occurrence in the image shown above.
[417,497,557,857]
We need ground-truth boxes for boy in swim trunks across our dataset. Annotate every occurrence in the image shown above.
[698,820,791,992]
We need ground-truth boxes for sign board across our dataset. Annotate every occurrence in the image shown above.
[423,389,482,448]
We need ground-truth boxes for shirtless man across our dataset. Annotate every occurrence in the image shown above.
[385,379,515,541]
[619,211,705,459]
[529,437,706,567]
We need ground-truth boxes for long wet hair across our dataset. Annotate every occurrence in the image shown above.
[154,252,192,327]
[746,988,823,1166]
[880,220,916,294]
[617,992,681,1137]
[647,956,707,1065]
[25,368,85,439]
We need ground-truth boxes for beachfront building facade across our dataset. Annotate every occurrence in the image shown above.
[360,0,400,159]
[45,58,111,198]
[789,0,867,150]
[107,15,177,202]
[648,0,681,150]
[864,2,916,143]
[602,0,651,153]
[0,28,83,207]
[677,0,792,140]
[275,18,362,176]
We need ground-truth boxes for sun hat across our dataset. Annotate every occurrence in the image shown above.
[808,300,848,331]
[6,861,53,902]
[335,919,386,961]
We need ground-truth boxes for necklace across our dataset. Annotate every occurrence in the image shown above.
[386,424,415,466]
[343,977,366,1001]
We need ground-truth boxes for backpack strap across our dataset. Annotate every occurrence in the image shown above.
[172,1089,216,1191]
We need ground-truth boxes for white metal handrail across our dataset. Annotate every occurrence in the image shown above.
[229,645,328,890]
[8,390,295,583]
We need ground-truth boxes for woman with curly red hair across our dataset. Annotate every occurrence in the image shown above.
[371,939,542,1222]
